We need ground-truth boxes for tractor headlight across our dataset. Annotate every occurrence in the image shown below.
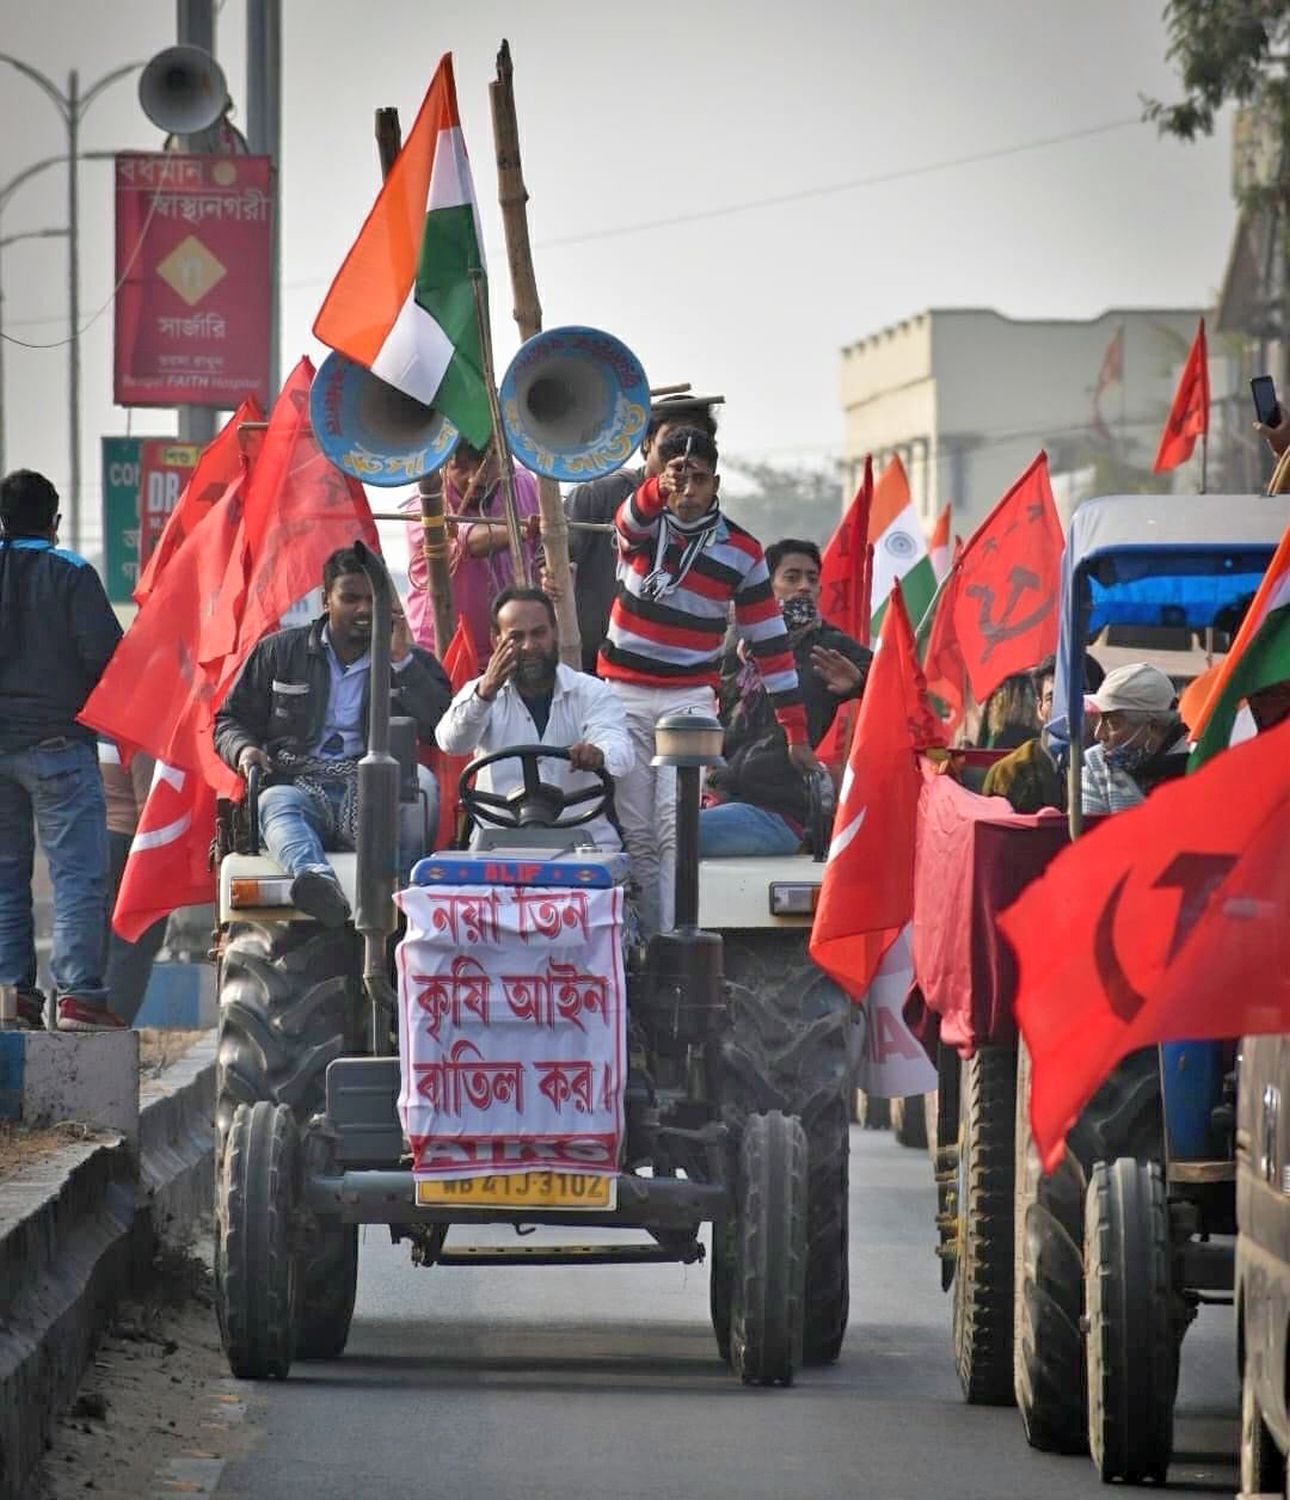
[229,877,295,909]
[768,883,820,917]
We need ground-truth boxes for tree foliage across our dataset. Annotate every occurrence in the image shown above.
[1146,1,1290,140]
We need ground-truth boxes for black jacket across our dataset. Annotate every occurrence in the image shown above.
[708,621,871,825]
[214,617,452,773]
[0,537,123,753]
[565,468,639,673]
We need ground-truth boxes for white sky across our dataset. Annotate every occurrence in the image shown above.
[0,0,1233,553]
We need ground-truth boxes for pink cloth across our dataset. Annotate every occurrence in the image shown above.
[403,467,541,660]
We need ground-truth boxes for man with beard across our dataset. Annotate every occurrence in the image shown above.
[435,587,634,851]
[701,538,871,856]
[215,547,453,926]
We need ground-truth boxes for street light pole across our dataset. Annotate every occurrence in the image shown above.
[0,53,141,552]
[0,226,68,477]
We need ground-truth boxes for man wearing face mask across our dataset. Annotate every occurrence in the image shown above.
[1080,662,1191,815]
[435,586,633,851]
[700,538,871,856]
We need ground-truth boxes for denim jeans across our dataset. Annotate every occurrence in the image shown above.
[0,738,109,998]
[258,773,439,879]
[698,800,802,858]
[103,829,168,1025]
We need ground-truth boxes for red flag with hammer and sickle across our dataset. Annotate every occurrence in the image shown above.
[1000,718,1290,1171]
[819,456,873,642]
[923,452,1063,725]
[1152,318,1209,474]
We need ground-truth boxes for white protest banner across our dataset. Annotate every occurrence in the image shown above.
[854,924,938,1099]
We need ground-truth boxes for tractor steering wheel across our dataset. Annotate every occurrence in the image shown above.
[459,745,614,831]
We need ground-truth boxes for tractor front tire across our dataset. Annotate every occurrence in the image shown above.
[1084,1159,1177,1484]
[891,1094,929,1150]
[217,1102,297,1380]
[953,1047,1016,1406]
[722,934,850,1365]
[730,1111,808,1387]
[710,1218,734,1364]
[295,1224,359,1361]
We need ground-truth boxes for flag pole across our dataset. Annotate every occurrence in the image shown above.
[489,39,579,664]
[375,105,455,654]
[469,271,531,586]
[1200,429,1209,495]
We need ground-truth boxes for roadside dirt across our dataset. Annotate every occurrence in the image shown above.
[138,1027,209,1076]
[0,1121,112,1183]
[30,1237,257,1500]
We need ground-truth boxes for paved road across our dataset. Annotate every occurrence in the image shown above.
[214,1128,1238,1500]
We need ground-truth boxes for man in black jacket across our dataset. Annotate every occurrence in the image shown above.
[701,538,871,856]
[215,547,452,925]
[561,394,720,672]
[0,470,123,1029]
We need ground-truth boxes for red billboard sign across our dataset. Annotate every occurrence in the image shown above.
[114,153,272,408]
[137,439,201,568]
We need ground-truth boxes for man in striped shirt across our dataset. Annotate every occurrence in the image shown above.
[598,428,819,934]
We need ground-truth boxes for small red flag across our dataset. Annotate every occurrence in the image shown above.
[819,457,873,642]
[1152,318,1210,474]
[133,397,261,606]
[112,765,218,940]
[809,586,944,997]
[428,620,481,848]
[1000,719,1290,1172]
[921,452,1063,728]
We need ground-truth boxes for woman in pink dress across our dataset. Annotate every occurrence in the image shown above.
[402,441,542,660]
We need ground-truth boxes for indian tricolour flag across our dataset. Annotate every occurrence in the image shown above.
[869,456,937,636]
[313,54,492,449]
[929,503,952,581]
[1190,524,1290,766]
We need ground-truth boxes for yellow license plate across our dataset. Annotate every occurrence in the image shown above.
[415,1171,616,1211]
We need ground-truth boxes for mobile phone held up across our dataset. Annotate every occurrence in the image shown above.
[1251,374,1281,428]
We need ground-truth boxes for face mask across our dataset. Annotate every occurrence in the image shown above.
[781,594,819,633]
[1104,724,1152,772]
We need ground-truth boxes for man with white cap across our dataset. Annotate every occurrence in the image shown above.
[1081,662,1191,815]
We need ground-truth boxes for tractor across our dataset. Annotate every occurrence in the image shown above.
[211,541,850,1386]
[923,491,1289,1481]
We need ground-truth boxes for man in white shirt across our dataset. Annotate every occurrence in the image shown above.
[435,587,634,850]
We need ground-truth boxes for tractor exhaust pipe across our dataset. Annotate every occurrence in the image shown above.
[354,539,400,1054]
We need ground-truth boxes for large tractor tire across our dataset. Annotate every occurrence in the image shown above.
[217,1102,297,1380]
[892,1094,929,1150]
[217,921,362,1361]
[730,1110,808,1387]
[953,1048,1016,1407]
[709,1218,734,1363]
[722,933,850,1365]
[1014,1044,1162,1454]
[1084,1159,1176,1484]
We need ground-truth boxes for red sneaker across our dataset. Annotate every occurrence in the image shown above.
[55,995,128,1032]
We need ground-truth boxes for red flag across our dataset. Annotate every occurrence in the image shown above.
[819,457,873,642]
[112,765,217,940]
[133,397,261,606]
[1090,324,1124,444]
[428,619,481,848]
[809,586,944,997]
[1000,719,1290,1172]
[921,452,1063,728]
[210,358,378,697]
[1152,318,1210,474]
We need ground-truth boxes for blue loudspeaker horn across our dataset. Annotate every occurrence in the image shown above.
[499,326,649,483]
[310,351,459,487]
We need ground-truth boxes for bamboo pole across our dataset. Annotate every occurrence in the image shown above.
[489,39,581,667]
[375,106,456,654]
[469,273,531,585]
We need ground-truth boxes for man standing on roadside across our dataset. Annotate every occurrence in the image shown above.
[0,470,123,1030]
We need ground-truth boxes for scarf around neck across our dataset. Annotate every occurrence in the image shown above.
[641,506,721,600]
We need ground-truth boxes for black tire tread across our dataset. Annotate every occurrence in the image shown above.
[953,1048,1016,1406]
[217,1101,296,1380]
[1085,1158,1176,1483]
[892,1094,929,1150]
[722,933,850,1366]
[731,1111,808,1386]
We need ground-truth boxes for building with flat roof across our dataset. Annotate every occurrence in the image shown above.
[839,307,1223,535]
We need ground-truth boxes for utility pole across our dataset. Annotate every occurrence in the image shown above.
[176,0,218,445]
[246,0,281,399]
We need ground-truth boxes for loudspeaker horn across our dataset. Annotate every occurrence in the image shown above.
[500,326,650,483]
[138,45,229,136]
[310,352,460,487]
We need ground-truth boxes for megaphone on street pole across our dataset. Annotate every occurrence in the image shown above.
[138,44,228,136]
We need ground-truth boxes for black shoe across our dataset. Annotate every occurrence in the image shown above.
[290,869,351,928]
[16,988,47,1029]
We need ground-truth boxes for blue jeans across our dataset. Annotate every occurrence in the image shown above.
[698,801,802,858]
[258,773,439,878]
[0,738,110,999]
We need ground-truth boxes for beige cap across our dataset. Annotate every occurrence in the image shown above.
[1089,662,1176,714]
